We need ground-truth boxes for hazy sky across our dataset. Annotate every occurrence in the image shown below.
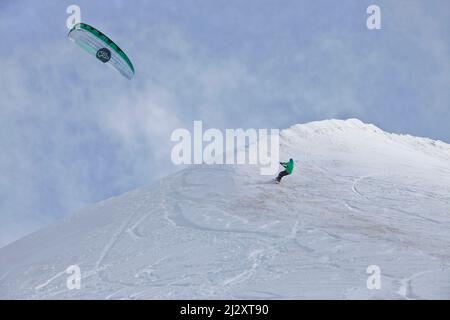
[1,0,449,247]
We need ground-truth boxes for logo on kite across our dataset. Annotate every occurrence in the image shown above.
[68,23,135,80]
[96,48,111,63]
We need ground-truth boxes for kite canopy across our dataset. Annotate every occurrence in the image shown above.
[68,23,135,80]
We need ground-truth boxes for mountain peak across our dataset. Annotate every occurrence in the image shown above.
[281,118,450,162]
[285,118,383,135]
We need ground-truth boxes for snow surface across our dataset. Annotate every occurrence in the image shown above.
[1,119,449,299]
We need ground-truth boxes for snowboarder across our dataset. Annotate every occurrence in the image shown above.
[276,158,294,183]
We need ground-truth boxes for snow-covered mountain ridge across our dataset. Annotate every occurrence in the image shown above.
[1,119,449,299]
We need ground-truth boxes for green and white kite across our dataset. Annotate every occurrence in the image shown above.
[68,23,135,80]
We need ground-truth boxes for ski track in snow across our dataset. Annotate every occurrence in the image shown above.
[352,174,379,200]
[397,269,445,300]
[34,270,67,291]
[95,202,143,273]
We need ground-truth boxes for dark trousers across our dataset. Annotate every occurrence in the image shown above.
[276,170,290,182]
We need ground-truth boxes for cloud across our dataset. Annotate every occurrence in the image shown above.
[0,9,263,247]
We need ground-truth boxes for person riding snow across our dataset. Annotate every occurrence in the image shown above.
[276,158,294,183]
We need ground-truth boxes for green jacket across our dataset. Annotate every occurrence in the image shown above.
[281,159,294,174]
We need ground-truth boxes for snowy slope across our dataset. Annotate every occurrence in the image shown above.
[1,119,450,299]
